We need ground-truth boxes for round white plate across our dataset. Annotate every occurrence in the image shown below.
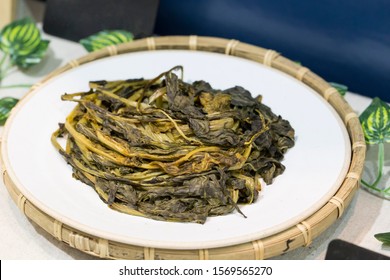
[2,50,351,249]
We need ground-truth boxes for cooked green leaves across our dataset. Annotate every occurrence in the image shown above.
[80,30,134,52]
[52,67,295,223]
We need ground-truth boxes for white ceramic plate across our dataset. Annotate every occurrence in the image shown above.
[2,50,351,249]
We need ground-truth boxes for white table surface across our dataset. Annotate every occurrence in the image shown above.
[0,1,389,260]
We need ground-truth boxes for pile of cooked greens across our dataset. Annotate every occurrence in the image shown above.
[51,66,295,224]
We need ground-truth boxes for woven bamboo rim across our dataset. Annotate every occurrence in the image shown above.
[0,36,366,259]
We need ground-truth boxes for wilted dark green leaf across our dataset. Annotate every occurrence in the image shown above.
[374,232,390,246]
[0,17,50,68]
[79,30,134,52]
[329,82,348,96]
[359,97,390,144]
[0,97,18,125]
[52,66,295,223]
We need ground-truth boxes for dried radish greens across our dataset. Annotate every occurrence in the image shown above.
[51,66,295,224]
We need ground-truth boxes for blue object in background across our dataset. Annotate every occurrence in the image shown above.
[155,0,390,102]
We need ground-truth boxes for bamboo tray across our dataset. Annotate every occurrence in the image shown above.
[0,36,366,259]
